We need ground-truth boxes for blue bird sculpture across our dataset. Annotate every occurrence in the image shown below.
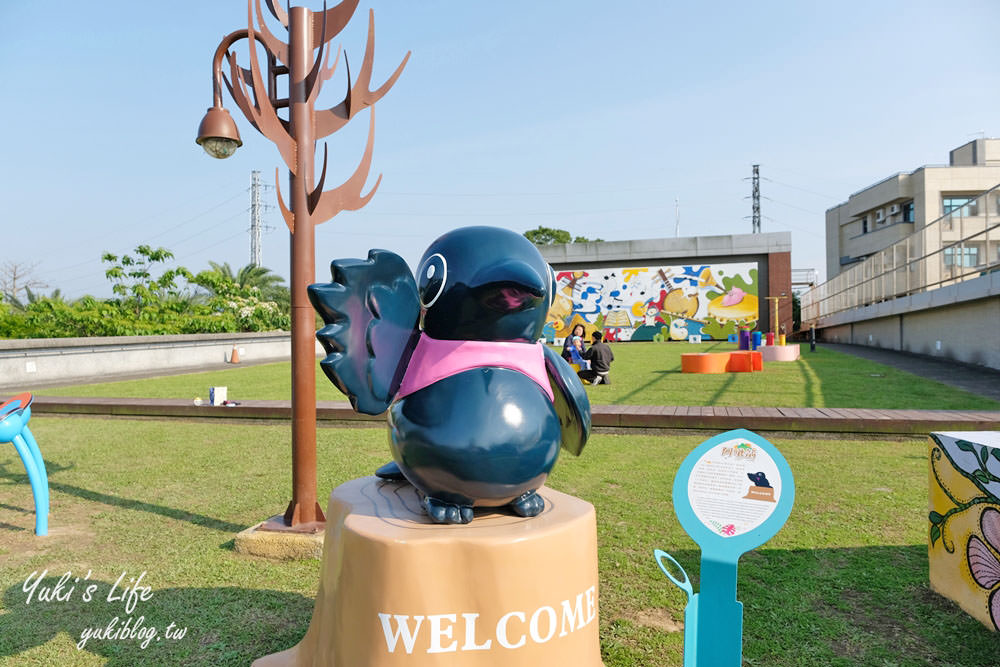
[308,226,591,524]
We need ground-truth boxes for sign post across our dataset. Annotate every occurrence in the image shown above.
[655,429,795,666]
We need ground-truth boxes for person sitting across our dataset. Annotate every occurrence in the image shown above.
[569,336,590,370]
[578,331,614,385]
[561,324,587,362]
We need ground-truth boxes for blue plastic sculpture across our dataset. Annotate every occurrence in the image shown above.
[308,226,591,524]
[655,429,794,666]
[0,393,49,536]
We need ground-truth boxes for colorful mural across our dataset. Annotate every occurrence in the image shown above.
[543,263,759,342]
[928,432,1000,631]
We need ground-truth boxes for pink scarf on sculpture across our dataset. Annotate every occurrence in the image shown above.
[395,333,554,402]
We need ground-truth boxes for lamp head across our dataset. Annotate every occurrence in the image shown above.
[196,106,242,159]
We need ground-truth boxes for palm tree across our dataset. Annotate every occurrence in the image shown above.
[3,287,71,312]
[205,262,289,309]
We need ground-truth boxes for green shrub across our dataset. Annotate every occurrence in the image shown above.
[0,247,290,338]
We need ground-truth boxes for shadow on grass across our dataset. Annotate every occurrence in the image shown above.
[0,460,246,534]
[4,545,998,665]
[0,576,313,665]
[704,373,737,407]
[798,355,817,407]
[744,544,1000,665]
[614,341,729,405]
[0,502,31,514]
[613,544,1000,666]
[615,374,674,405]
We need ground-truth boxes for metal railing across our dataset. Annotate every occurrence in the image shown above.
[791,268,818,289]
[802,184,1000,323]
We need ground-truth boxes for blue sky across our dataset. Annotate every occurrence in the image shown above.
[2,1,998,298]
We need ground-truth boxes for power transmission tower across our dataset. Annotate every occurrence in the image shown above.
[249,170,274,266]
[751,164,761,234]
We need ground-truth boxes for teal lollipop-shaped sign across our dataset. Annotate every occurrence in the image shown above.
[655,428,794,666]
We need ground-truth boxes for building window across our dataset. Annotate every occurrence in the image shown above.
[902,201,915,222]
[943,246,979,267]
[942,196,979,217]
[861,216,869,234]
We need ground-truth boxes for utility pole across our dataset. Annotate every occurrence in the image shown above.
[675,197,680,237]
[249,170,274,267]
[250,169,274,266]
[250,170,263,266]
[751,164,761,234]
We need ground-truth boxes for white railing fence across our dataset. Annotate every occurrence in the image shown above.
[802,184,1000,323]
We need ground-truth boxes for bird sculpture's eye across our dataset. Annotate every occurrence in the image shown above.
[546,265,556,310]
[417,253,447,308]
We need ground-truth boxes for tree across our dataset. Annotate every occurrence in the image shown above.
[1,247,292,338]
[4,287,69,313]
[194,262,292,312]
[102,245,193,316]
[523,226,604,245]
[1,261,47,304]
[525,227,571,245]
[203,261,289,308]
[192,262,290,332]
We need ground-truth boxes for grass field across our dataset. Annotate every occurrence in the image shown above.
[1,419,998,665]
[33,342,1000,410]
[5,342,999,664]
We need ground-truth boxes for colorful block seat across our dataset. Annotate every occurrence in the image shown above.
[0,393,48,535]
[727,350,763,372]
[680,351,763,374]
[760,344,800,362]
[681,352,730,373]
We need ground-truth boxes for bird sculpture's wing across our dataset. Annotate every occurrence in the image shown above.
[308,250,421,415]
[542,344,591,456]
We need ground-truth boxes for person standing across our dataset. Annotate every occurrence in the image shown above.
[578,331,614,385]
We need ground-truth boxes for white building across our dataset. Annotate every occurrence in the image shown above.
[826,138,1000,281]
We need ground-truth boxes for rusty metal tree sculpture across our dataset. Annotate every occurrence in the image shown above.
[197,0,408,529]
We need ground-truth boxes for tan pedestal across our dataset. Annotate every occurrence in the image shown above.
[254,477,603,666]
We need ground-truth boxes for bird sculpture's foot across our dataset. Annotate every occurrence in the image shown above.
[423,496,474,524]
[374,461,407,481]
[509,490,544,517]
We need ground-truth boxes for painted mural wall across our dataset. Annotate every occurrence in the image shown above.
[543,263,759,342]
[928,432,1000,631]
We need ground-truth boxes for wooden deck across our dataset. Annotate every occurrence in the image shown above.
[31,396,1000,435]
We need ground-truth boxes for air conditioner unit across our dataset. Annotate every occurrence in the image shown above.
[875,209,884,222]
[888,204,900,215]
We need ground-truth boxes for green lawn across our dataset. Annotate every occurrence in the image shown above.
[1,419,997,665]
[33,342,1000,410]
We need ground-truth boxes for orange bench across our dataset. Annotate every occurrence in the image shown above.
[681,351,762,374]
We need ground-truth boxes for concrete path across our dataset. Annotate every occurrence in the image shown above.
[822,343,1000,403]
[0,357,285,394]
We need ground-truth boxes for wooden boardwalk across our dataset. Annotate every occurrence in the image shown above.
[31,396,1000,435]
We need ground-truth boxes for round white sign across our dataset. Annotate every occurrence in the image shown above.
[686,436,782,538]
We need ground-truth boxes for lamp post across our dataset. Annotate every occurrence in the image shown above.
[764,293,787,340]
[196,0,408,530]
